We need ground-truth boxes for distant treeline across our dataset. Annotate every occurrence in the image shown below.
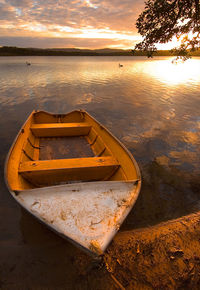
[0,46,132,56]
[0,46,200,56]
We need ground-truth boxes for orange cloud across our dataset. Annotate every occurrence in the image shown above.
[0,0,144,48]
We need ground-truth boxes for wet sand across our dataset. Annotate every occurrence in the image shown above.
[78,212,200,289]
[104,212,200,289]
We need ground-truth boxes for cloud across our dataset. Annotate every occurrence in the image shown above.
[0,0,145,48]
[7,0,32,7]
[0,35,140,49]
[0,2,16,20]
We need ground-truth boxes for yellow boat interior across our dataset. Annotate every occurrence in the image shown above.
[6,110,140,191]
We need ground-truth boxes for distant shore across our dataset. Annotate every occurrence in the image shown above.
[1,46,200,57]
[0,45,195,57]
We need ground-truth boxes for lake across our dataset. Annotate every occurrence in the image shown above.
[0,56,199,288]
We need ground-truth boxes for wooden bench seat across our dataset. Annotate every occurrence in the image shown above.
[31,123,91,137]
[19,157,119,186]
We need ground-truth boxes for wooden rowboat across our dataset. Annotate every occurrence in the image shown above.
[5,110,141,255]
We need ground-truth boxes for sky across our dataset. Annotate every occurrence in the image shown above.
[0,0,147,49]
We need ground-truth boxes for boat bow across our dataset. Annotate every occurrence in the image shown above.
[16,180,139,255]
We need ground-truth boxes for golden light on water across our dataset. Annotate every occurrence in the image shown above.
[142,58,200,85]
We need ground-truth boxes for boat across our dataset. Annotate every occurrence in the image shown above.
[5,110,141,255]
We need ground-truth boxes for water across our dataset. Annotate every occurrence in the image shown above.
[0,56,199,288]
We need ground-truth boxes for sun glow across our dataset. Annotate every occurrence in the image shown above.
[142,58,200,85]
[43,25,140,42]
[77,28,139,41]
[1,20,140,48]
[156,36,182,50]
[156,31,199,50]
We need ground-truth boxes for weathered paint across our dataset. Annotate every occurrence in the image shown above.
[17,181,139,255]
[5,110,141,254]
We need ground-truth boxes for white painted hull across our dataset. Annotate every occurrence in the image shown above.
[15,180,139,255]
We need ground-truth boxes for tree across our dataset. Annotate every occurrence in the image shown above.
[135,0,200,59]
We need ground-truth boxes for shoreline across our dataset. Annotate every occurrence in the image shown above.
[106,212,200,288]
[1,47,200,57]
[75,212,200,289]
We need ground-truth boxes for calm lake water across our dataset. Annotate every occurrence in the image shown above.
[0,56,200,288]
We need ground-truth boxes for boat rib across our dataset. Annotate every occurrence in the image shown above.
[5,110,141,255]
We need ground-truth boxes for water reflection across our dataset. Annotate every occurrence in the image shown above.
[131,57,200,86]
[0,56,199,288]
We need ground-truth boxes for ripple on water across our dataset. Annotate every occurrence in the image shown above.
[0,56,199,231]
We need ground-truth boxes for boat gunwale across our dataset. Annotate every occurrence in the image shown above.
[4,110,36,194]
[4,109,142,256]
[5,109,141,193]
[80,109,141,184]
[34,109,142,187]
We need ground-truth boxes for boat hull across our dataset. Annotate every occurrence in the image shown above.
[5,110,141,255]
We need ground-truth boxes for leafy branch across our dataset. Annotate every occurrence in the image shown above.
[135,0,200,59]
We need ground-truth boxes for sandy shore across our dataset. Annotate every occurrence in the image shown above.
[107,212,200,289]
[75,212,200,289]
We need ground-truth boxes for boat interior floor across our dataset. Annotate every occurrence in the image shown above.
[17,120,126,188]
[39,136,95,160]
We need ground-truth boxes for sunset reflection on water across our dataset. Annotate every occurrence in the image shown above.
[137,57,200,85]
[0,56,199,288]
[0,56,199,199]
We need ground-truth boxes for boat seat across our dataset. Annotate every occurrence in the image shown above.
[19,156,119,186]
[31,123,91,137]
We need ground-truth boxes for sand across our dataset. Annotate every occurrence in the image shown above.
[74,212,200,289]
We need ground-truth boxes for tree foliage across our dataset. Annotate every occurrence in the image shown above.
[135,0,200,58]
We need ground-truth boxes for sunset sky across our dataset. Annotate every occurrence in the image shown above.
[0,0,179,50]
[0,0,148,49]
